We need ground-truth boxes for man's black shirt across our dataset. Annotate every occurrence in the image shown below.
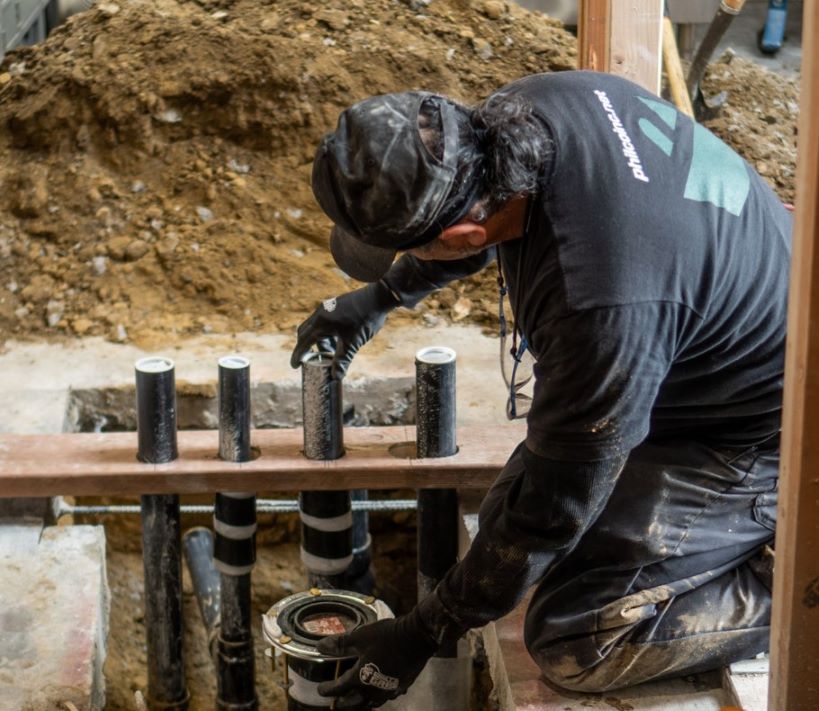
[382,71,791,634]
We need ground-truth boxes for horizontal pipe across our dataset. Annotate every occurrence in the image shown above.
[55,498,417,517]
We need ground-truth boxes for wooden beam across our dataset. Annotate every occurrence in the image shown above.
[610,0,663,94]
[769,1,819,708]
[0,425,524,498]
[579,0,611,73]
[579,0,663,95]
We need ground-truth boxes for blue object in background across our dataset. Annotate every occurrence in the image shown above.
[759,0,788,55]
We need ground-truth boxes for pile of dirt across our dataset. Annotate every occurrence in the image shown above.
[0,0,575,345]
[702,51,800,204]
[0,1,800,347]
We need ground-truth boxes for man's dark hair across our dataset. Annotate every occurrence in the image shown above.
[471,92,554,213]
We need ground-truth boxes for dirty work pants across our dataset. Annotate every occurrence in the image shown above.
[523,439,778,692]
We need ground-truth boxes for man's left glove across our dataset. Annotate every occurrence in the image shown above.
[290,280,400,380]
[315,607,438,709]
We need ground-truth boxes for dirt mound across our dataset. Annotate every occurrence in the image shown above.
[0,3,800,347]
[0,0,575,345]
[702,51,799,204]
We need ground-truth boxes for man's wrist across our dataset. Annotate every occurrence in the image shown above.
[376,278,403,308]
[415,588,467,649]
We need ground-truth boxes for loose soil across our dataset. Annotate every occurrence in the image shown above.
[0,0,575,346]
[0,1,799,348]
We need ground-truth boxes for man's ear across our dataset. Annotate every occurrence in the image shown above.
[440,221,487,247]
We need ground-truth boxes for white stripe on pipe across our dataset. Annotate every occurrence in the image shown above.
[214,559,255,576]
[288,667,333,707]
[213,516,258,539]
[219,491,256,500]
[300,548,353,575]
[299,510,353,532]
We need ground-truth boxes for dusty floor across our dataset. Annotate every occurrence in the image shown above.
[92,500,419,710]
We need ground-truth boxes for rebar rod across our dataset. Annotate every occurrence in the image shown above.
[57,499,418,517]
[136,356,189,711]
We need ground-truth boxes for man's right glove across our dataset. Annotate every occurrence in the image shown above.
[315,607,439,709]
[290,280,400,379]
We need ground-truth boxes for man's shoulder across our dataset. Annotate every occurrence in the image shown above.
[493,71,646,101]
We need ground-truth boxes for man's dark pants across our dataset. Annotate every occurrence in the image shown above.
[520,439,777,692]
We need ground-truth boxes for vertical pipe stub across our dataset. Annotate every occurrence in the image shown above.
[415,346,457,459]
[135,356,188,710]
[218,355,252,463]
[135,356,177,463]
[301,352,344,461]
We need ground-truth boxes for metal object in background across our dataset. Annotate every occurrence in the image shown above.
[182,527,221,656]
[299,353,354,589]
[415,347,458,648]
[0,0,57,63]
[136,356,189,711]
[262,589,393,711]
[214,355,258,710]
[686,0,748,119]
[759,0,787,55]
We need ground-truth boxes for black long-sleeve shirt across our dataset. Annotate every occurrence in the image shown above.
[386,71,791,639]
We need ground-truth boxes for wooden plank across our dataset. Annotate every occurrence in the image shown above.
[609,0,663,94]
[578,0,611,73]
[0,425,525,497]
[769,2,819,708]
[579,0,663,94]
[662,17,694,117]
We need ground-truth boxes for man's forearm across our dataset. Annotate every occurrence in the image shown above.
[382,249,496,308]
[418,445,625,645]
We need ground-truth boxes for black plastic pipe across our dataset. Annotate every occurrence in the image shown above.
[136,356,189,711]
[415,346,459,658]
[182,526,221,657]
[214,356,258,711]
[299,352,353,588]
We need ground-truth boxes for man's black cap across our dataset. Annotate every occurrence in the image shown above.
[312,91,476,282]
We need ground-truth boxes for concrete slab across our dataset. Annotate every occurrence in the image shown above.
[724,658,769,711]
[0,324,512,434]
[0,525,109,711]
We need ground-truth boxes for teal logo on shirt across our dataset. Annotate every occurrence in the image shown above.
[636,96,750,217]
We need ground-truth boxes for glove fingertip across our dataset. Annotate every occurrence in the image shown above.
[316,680,341,698]
[315,634,344,656]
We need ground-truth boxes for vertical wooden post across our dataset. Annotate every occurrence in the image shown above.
[579,0,611,73]
[769,3,819,710]
[578,0,663,94]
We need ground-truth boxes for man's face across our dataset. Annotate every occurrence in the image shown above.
[408,236,487,261]
[408,218,492,261]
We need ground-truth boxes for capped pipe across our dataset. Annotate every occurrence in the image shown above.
[136,356,189,711]
[301,352,344,460]
[415,347,459,656]
[214,356,258,711]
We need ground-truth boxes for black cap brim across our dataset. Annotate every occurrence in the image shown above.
[330,225,397,282]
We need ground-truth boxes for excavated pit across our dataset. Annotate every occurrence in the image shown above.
[60,376,495,710]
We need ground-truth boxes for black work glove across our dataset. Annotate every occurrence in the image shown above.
[315,608,438,709]
[290,280,400,379]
